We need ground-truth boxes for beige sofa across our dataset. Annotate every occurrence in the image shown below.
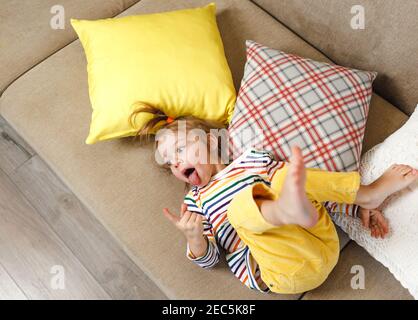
[0,0,416,299]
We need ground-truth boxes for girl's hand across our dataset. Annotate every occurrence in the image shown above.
[163,203,204,241]
[359,207,389,239]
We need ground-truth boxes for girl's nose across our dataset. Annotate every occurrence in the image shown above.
[172,158,183,168]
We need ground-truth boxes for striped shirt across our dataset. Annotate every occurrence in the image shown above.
[183,148,357,292]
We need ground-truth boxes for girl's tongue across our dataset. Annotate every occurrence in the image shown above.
[188,168,201,186]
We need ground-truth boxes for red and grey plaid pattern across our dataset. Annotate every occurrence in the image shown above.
[228,40,377,217]
[229,41,376,170]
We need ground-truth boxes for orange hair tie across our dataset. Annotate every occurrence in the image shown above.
[166,116,175,124]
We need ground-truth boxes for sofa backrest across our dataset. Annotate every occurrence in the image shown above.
[0,0,139,95]
[252,0,418,116]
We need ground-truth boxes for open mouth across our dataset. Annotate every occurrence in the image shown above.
[182,167,201,185]
[183,167,196,179]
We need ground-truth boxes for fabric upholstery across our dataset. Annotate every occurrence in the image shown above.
[71,3,236,144]
[252,0,418,116]
[0,0,409,299]
[229,40,377,172]
[0,0,139,95]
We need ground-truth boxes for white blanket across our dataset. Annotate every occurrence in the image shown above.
[332,105,418,299]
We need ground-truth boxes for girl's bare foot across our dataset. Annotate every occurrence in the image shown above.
[271,146,319,228]
[358,207,389,239]
[359,164,418,209]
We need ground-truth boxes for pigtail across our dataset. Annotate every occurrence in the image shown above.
[129,101,170,144]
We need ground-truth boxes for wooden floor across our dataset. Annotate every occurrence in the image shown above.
[0,116,166,299]
[0,115,413,300]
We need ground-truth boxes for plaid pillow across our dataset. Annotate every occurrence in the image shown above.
[228,40,377,216]
[229,40,377,170]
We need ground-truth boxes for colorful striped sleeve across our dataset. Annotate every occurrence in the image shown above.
[184,188,204,215]
[324,201,359,218]
[240,149,284,183]
[184,190,220,268]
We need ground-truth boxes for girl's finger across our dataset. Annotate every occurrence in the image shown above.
[378,225,385,239]
[360,209,370,229]
[376,221,386,238]
[187,212,196,223]
[180,210,192,224]
[379,226,385,238]
[375,225,382,239]
[180,203,188,218]
[378,220,388,238]
[194,213,202,222]
[376,214,389,234]
[162,208,180,225]
[188,213,202,226]
[195,213,203,223]
[371,225,378,238]
[375,225,382,238]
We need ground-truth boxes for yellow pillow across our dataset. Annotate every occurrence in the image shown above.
[71,3,236,144]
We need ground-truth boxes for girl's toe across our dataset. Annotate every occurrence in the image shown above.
[401,167,412,175]
[406,169,418,178]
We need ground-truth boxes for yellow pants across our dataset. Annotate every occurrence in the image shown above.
[227,165,360,294]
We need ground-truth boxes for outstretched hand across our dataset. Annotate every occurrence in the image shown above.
[163,203,204,241]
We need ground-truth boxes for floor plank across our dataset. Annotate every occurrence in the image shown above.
[9,155,166,299]
[0,263,27,300]
[0,168,110,299]
[302,241,413,300]
[0,115,34,175]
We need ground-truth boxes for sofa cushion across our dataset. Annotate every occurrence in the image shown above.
[71,3,236,144]
[229,40,377,172]
[0,0,408,299]
[252,0,418,116]
[0,0,139,95]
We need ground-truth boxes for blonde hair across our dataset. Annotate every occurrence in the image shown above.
[129,101,228,159]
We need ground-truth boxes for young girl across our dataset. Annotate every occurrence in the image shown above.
[130,103,418,294]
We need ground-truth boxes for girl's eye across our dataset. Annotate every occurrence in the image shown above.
[176,146,185,153]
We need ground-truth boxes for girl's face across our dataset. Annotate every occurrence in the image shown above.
[157,131,220,187]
